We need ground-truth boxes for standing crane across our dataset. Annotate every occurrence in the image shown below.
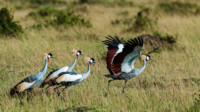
[53,57,96,100]
[102,35,152,99]
[40,49,83,91]
[10,53,54,105]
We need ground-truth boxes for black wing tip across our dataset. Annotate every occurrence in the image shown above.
[102,34,122,45]
[126,36,143,46]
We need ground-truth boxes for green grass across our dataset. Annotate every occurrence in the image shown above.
[0,0,199,112]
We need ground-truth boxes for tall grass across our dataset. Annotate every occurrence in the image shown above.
[0,0,200,112]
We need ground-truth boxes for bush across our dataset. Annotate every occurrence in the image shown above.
[28,7,92,29]
[49,9,92,28]
[127,8,157,32]
[79,0,103,4]
[157,2,200,16]
[0,7,23,37]
[111,8,157,33]
[78,0,133,7]
[28,7,58,19]
[8,0,67,9]
[153,31,177,44]
[29,0,67,5]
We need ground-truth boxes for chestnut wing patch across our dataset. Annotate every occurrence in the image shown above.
[111,52,128,75]
[106,49,117,74]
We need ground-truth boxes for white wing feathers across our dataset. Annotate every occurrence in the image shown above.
[59,74,82,82]
[112,43,124,63]
[121,45,142,73]
[51,66,69,77]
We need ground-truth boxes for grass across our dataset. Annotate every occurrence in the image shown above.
[0,0,200,111]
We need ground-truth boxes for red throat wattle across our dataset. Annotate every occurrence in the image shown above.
[47,59,49,63]
[89,63,91,67]
[76,56,78,59]
[145,61,147,64]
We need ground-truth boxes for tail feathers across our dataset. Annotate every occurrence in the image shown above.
[104,75,112,78]
[10,87,17,96]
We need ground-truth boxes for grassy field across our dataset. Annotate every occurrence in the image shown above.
[0,0,200,111]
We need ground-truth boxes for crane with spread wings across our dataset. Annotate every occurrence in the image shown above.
[103,35,152,99]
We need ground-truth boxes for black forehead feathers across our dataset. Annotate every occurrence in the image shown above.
[48,53,53,56]
[91,58,95,61]
[147,55,150,57]
[78,50,81,53]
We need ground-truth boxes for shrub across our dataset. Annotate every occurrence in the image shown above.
[79,0,103,4]
[78,0,133,7]
[127,8,157,32]
[153,31,177,44]
[49,9,92,28]
[29,0,66,5]
[0,7,23,37]
[28,7,58,19]
[157,2,200,16]
[8,0,67,9]
[28,7,92,29]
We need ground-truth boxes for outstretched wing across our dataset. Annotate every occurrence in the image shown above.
[102,35,124,74]
[111,36,143,75]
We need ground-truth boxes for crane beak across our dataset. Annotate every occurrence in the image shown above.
[80,53,83,55]
[51,56,54,58]
[93,61,96,63]
[149,57,152,60]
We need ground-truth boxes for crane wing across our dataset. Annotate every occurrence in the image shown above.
[102,35,124,74]
[111,36,143,75]
[56,72,82,83]
[44,66,69,82]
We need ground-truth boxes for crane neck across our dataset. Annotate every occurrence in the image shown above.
[135,59,146,77]
[41,58,48,75]
[68,55,77,72]
[80,62,91,82]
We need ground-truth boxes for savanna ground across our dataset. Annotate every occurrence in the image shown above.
[0,0,200,112]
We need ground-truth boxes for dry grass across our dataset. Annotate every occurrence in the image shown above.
[0,0,199,112]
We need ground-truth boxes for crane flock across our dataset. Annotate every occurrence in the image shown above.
[9,34,152,105]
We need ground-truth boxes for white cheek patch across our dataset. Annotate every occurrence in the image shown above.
[146,56,149,60]
[48,55,51,58]
[77,52,80,55]
[90,60,92,63]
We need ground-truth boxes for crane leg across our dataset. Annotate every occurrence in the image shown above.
[53,85,62,97]
[17,92,23,106]
[104,80,114,97]
[122,80,131,100]
[58,85,74,101]
[27,89,32,102]
[42,86,50,93]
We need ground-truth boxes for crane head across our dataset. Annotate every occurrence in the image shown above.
[146,55,152,61]
[90,58,96,63]
[48,53,54,58]
[77,50,83,56]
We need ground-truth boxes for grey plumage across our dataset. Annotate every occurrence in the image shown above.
[103,35,152,99]
[10,53,53,105]
[53,58,96,99]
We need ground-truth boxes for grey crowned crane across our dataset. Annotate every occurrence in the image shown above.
[10,53,53,105]
[40,49,82,90]
[53,57,95,99]
[102,35,152,99]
